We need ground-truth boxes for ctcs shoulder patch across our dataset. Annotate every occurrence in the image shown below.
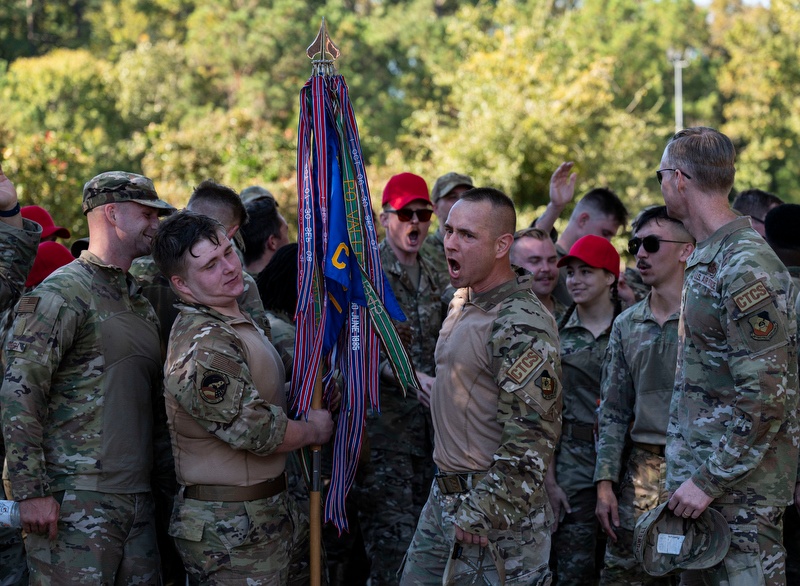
[200,372,229,404]
[749,311,777,341]
[507,346,544,384]
[733,281,770,313]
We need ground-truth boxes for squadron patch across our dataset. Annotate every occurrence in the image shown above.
[733,281,770,313]
[536,370,557,401]
[749,311,777,341]
[507,347,544,384]
[200,372,229,404]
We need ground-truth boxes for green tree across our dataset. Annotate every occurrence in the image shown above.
[715,0,800,199]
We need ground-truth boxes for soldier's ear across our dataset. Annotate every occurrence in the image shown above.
[170,274,191,298]
[496,233,514,258]
[679,242,695,263]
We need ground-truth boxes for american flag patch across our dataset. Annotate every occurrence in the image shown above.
[17,297,39,314]
[209,353,241,378]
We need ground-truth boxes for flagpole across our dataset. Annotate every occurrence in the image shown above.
[310,373,323,586]
[305,20,338,586]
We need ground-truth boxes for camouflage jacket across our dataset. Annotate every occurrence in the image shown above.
[559,309,611,427]
[789,265,800,484]
[431,274,562,534]
[2,251,162,499]
[164,302,289,463]
[0,219,41,315]
[0,219,41,458]
[130,255,271,350]
[594,294,680,484]
[555,309,611,495]
[667,217,799,506]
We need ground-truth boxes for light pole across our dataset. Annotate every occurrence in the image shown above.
[667,48,692,132]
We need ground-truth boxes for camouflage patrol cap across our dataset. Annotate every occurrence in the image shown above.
[633,501,731,576]
[443,542,505,586]
[431,172,474,204]
[82,171,175,215]
[240,185,275,204]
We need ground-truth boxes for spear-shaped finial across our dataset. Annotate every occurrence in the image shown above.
[307,18,340,76]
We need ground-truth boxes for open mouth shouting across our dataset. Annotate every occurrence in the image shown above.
[447,256,461,279]
[407,227,421,247]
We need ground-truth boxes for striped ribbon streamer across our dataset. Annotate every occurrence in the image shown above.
[293,72,418,531]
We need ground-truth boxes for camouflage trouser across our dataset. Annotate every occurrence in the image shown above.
[24,490,160,585]
[400,480,553,585]
[551,485,601,584]
[683,504,785,586]
[170,489,310,585]
[600,447,671,586]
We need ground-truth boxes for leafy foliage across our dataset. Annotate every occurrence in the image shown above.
[1,0,799,249]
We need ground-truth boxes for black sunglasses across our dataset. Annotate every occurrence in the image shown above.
[656,168,692,185]
[386,208,433,222]
[628,235,691,255]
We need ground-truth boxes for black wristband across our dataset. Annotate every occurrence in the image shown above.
[0,202,20,217]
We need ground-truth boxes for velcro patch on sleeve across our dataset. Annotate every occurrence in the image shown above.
[200,372,229,404]
[507,346,544,384]
[209,353,242,378]
[732,281,770,313]
[17,296,39,314]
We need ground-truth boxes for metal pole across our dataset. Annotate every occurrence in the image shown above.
[674,58,683,132]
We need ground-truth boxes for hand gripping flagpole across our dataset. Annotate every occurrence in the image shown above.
[295,18,420,586]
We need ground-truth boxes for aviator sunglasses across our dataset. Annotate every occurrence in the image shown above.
[385,208,433,222]
[628,235,691,255]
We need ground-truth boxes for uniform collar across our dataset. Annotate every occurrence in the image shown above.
[79,249,140,295]
[176,301,252,325]
[629,292,680,324]
[687,216,752,268]
[466,274,534,312]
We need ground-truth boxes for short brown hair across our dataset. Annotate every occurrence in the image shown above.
[666,127,735,195]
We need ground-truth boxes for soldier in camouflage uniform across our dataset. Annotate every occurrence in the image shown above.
[0,166,41,586]
[420,171,473,287]
[131,179,278,586]
[593,206,694,586]
[1,171,174,584]
[401,188,561,585]
[358,172,445,584]
[151,211,334,585]
[660,127,799,586]
[510,227,568,322]
[548,234,621,585]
